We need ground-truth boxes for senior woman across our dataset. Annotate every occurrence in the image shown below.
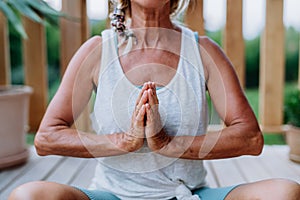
[9,0,300,199]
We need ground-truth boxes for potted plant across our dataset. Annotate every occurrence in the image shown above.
[0,86,33,169]
[0,0,62,169]
[284,89,300,163]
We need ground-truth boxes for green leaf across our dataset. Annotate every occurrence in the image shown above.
[0,1,27,38]
[7,0,43,24]
[25,0,63,17]
[284,90,300,127]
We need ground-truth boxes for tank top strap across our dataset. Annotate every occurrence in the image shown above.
[180,26,206,82]
[98,29,118,82]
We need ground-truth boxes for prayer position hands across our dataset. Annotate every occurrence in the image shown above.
[144,82,171,151]
[122,82,171,152]
[120,85,148,152]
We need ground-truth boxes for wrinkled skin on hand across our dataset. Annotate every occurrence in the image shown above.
[122,82,171,152]
[143,82,171,151]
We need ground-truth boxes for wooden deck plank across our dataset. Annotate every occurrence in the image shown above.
[0,153,64,198]
[233,154,274,182]
[1,145,300,199]
[70,158,97,188]
[46,157,86,184]
[0,147,39,192]
[204,161,219,188]
[233,146,284,183]
[272,146,300,177]
[258,146,300,183]
[208,157,247,187]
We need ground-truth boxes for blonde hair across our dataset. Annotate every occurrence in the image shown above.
[109,0,193,19]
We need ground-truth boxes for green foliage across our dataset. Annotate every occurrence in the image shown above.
[246,82,299,121]
[0,0,25,37]
[244,87,259,118]
[8,22,22,69]
[207,29,261,88]
[46,21,60,87]
[207,28,299,88]
[285,27,299,81]
[9,21,60,86]
[206,30,223,46]
[284,89,300,127]
[46,22,60,66]
[0,0,63,38]
[26,133,35,145]
[245,82,299,145]
[263,134,286,145]
[90,19,107,36]
[245,37,260,87]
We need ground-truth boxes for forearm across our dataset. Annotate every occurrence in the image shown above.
[35,128,143,158]
[154,125,263,160]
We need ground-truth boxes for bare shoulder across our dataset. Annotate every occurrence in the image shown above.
[75,36,102,57]
[82,35,102,52]
[65,35,103,86]
[198,36,227,61]
[197,36,234,82]
[67,35,102,66]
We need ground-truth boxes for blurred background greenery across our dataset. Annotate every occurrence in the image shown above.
[8,18,299,145]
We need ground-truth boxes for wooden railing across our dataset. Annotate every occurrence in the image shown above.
[0,0,299,133]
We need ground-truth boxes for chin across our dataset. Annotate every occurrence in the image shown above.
[131,0,169,9]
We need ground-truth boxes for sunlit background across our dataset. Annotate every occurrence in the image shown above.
[43,0,300,40]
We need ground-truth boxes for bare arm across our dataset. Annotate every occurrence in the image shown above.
[34,36,146,158]
[146,37,263,160]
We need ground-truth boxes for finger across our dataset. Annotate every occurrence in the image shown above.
[150,82,157,97]
[148,89,160,108]
[145,103,153,124]
[135,83,149,106]
[136,104,146,122]
[150,82,159,104]
[136,91,148,115]
[147,89,154,106]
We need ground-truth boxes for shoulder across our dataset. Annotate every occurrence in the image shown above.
[197,36,231,68]
[71,35,103,65]
[196,35,234,83]
[64,35,103,84]
[198,36,224,57]
[78,35,102,54]
[87,35,102,46]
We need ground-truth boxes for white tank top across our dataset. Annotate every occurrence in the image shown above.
[89,26,208,200]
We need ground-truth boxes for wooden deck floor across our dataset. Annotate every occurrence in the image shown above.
[1,145,300,199]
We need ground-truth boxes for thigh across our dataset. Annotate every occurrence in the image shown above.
[75,187,120,200]
[9,181,89,200]
[225,179,300,200]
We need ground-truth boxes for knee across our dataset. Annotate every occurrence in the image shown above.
[8,181,45,200]
[271,179,300,200]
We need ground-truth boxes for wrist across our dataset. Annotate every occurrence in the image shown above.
[147,130,172,152]
[121,132,144,152]
[108,133,144,153]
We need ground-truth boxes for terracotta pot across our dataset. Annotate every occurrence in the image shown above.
[285,125,300,163]
[0,85,33,169]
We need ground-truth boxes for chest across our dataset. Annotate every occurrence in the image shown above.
[119,49,180,86]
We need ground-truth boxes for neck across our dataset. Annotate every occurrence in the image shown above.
[130,2,173,29]
[125,1,176,48]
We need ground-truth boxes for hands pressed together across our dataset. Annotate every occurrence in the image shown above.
[121,82,171,153]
